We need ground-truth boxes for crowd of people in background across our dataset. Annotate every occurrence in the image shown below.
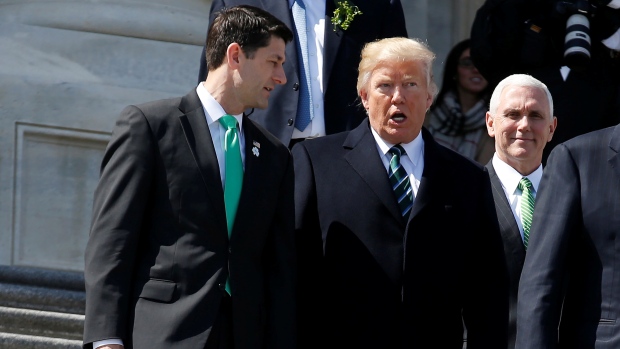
[83,1,620,348]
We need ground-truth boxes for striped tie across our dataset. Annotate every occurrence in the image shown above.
[387,145,413,217]
[518,177,534,249]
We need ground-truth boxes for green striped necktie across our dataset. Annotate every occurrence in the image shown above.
[518,177,534,249]
[387,145,413,217]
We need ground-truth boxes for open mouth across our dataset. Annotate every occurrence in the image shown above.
[391,113,407,123]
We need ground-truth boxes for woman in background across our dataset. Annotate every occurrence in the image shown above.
[425,39,493,164]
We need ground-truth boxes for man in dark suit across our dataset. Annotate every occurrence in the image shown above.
[83,6,296,349]
[293,37,508,349]
[516,129,620,346]
[484,74,557,349]
[198,0,408,148]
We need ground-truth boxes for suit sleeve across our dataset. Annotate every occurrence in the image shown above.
[83,106,155,346]
[291,143,325,349]
[515,144,580,349]
[463,169,510,349]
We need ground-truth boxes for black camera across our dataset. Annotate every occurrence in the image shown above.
[556,0,618,70]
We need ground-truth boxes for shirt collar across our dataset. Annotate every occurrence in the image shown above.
[492,153,543,194]
[196,82,243,131]
[371,128,424,166]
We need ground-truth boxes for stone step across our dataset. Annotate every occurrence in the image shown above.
[0,266,85,314]
[0,306,84,341]
[0,332,82,349]
[0,266,85,345]
[0,283,84,315]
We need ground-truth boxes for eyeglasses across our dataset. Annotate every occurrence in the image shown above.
[458,57,475,69]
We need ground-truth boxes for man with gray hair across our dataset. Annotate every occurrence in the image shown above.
[484,73,557,349]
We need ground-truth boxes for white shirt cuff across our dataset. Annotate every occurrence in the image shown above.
[94,339,124,348]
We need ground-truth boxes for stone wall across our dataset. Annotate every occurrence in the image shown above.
[0,0,210,271]
[0,0,483,345]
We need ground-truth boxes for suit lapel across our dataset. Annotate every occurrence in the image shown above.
[323,0,343,92]
[177,90,228,235]
[609,124,620,180]
[343,120,403,223]
[230,118,272,240]
[408,128,441,221]
[486,162,526,261]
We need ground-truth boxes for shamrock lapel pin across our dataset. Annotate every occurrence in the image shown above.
[252,140,260,157]
[331,0,362,32]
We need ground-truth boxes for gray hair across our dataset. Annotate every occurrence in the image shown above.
[489,74,554,118]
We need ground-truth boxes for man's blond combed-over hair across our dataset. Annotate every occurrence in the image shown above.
[356,37,438,99]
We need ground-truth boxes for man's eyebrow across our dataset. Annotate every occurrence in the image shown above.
[272,54,285,62]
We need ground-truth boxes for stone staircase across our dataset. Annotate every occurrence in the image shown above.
[0,266,84,348]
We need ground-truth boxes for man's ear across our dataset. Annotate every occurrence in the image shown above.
[425,92,433,110]
[486,112,495,137]
[547,116,558,142]
[227,43,242,67]
[359,89,369,110]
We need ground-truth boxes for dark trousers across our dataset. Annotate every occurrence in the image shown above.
[205,294,233,349]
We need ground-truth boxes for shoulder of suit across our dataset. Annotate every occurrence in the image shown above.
[244,117,291,154]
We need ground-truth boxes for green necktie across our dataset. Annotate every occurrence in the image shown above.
[518,177,534,249]
[219,114,243,295]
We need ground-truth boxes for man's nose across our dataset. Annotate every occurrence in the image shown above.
[274,64,286,85]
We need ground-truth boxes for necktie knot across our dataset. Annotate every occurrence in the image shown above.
[518,177,533,191]
[388,145,405,163]
[219,114,238,130]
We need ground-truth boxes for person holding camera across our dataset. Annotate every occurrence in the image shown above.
[470,0,620,164]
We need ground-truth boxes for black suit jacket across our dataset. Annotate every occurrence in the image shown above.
[293,119,509,349]
[198,0,408,146]
[486,161,527,349]
[516,124,620,349]
[83,90,296,349]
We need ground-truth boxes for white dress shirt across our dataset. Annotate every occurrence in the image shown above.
[372,128,425,200]
[93,83,244,349]
[492,154,543,242]
[197,82,246,182]
[289,0,327,139]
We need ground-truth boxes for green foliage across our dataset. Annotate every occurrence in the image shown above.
[331,0,362,31]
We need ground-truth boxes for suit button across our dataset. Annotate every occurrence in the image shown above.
[293,82,299,91]
[218,283,225,291]
[228,247,232,254]
[287,119,294,126]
